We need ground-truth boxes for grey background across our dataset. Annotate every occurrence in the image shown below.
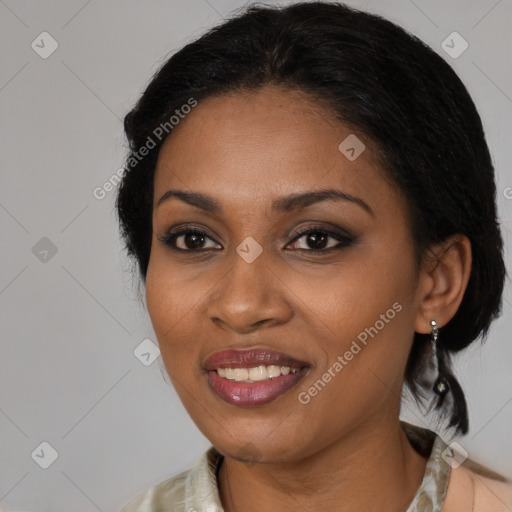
[0,0,511,510]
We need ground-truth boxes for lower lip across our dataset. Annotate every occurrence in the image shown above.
[207,368,308,407]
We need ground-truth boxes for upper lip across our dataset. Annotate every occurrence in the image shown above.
[203,347,310,370]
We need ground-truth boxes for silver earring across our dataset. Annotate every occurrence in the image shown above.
[430,320,450,396]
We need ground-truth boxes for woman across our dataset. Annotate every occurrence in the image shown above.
[116,2,512,510]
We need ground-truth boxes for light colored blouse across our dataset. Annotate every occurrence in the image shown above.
[119,421,512,512]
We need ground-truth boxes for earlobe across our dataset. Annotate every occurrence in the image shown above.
[413,234,472,334]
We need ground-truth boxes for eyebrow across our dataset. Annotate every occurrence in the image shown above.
[156,188,374,216]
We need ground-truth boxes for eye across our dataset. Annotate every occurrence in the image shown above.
[287,226,354,253]
[158,227,221,251]
[158,225,354,254]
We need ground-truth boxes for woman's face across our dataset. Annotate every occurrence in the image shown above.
[146,85,426,462]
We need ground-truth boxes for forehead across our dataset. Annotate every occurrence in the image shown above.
[153,86,399,214]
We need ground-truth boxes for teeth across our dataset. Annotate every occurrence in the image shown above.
[216,365,299,382]
[248,365,268,381]
[233,368,248,381]
[267,365,281,378]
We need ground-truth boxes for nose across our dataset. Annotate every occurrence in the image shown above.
[206,246,293,334]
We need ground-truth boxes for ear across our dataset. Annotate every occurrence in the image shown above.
[414,234,472,334]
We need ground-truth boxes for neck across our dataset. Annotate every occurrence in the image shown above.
[217,417,429,512]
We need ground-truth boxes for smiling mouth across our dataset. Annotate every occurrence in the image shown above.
[203,347,310,406]
[207,366,309,406]
[215,364,301,382]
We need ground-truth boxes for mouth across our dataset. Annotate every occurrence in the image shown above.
[203,347,310,407]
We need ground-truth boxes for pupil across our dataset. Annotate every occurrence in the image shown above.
[185,233,204,249]
[308,232,327,249]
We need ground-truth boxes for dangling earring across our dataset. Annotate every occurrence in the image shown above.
[430,320,450,396]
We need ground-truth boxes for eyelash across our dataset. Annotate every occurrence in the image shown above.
[158,224,355,254]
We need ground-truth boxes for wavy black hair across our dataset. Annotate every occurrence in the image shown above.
[115,1,506,435]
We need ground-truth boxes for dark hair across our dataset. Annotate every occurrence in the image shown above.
[115,1,506,435]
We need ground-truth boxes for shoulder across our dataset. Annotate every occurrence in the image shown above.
[468,461,512,512]
[119,468,189,512]
[443,458,512,512]
[118,446,223,512]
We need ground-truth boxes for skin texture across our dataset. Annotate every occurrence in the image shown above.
[145,85,472,512]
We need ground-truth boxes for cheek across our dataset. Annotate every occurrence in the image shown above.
[297,243,416,395]
[293,306,413,448]
[145,256,205,368]
[297,244,409,335]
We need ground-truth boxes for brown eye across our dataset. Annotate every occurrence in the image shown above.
[158,228,222,251]
[287,227,354,252]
